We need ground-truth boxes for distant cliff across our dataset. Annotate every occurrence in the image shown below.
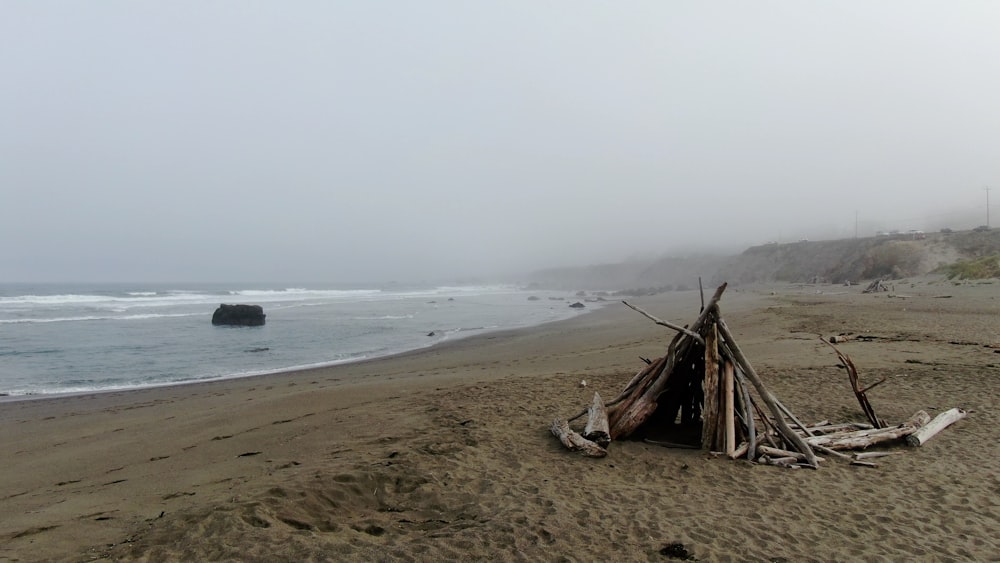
[523,229,1000,291]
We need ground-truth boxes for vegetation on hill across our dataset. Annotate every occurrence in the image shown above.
[934,255,1000,280]
[523,229,1000,290]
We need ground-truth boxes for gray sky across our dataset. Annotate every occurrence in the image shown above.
[2,2,998,283]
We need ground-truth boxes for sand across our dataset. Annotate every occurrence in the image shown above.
[2,278,998,562]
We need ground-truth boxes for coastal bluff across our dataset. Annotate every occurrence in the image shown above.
[211,304,266,326]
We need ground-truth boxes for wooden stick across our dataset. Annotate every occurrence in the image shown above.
[906,408,967,447]
[773,396,814,437]
[645,439,700,449]
[698,276,705,312]
[810,443,854,461]
[717,317,819,467]
[736,370,757,460]
[822,339,885,428]
[723,360,736,456]
[701,322,720,450]
[758,445,824,463]
[621,300,705,346]
[854,451,900,460]
[583,392,611,448]
[728,441,749,460]
[550,419,607,458]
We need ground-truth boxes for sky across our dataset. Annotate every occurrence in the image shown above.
[1,2,998,283]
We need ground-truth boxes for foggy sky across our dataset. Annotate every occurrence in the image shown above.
[2,2,998,283]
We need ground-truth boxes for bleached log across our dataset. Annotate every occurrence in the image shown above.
[723,361,736,456]
[806,411,930,450]
[728,441,749,460]
[906,408,967,447]
[854,451,899,460]
[800,422,873,435]
[583,392,611,448]
[550,419,607,458]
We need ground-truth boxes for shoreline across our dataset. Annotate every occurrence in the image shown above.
[0,299,600,403]
[2,281,996,561]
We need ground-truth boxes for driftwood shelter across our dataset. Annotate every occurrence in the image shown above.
[551,283,966,469]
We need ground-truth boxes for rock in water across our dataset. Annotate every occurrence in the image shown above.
[212,304,266,326]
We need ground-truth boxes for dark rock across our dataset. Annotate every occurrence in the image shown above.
[569,302,585,308]
[527,296,541,301]
[212,304,265,326]
[244,347,270,353]
[427,331,436,337]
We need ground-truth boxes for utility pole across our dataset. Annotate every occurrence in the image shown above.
[986,186,992,228]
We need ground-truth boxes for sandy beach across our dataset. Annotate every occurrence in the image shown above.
[2,279,998,562]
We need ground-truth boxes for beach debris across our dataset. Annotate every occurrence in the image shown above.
[823,339,886,428]
[862,278,890,293]
[906,408,968,446]
[579,379,587,388]
[549,282,966,469]
[659,542,697,560]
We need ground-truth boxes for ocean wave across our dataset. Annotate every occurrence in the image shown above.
[0,312,200,324]
[229,288,382,298]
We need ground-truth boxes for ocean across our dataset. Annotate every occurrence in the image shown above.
[0,283,594,397]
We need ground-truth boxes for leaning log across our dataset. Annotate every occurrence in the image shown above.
[717,317,819,467]
[701,322,721,450]
[723,361,736,456]
[906,408,967,447]
[550,419,607,458]
[583,392,611,448]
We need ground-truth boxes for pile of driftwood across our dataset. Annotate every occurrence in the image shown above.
[550,282,966,469]
[863,278,890,293]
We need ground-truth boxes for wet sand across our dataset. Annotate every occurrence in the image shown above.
[1,278,998,561]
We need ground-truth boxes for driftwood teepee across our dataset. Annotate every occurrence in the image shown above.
[551,283,966,469]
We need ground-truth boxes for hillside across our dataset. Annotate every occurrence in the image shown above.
[524,229,1000,290]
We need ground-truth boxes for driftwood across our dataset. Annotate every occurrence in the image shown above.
[583,392,611,448]
[701,323,720,450]
[906,408,967,446]
[607,284,727,440]
[550,282,963,470]
[717,318,819,467]
[806,411,930,450]
[723,361,736,455]
[621,300,705,345]
[550,419,607,457]
[734,369,756,458]
[863,279,889,293]
[824,340,885,428]
[758,445,822,464]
